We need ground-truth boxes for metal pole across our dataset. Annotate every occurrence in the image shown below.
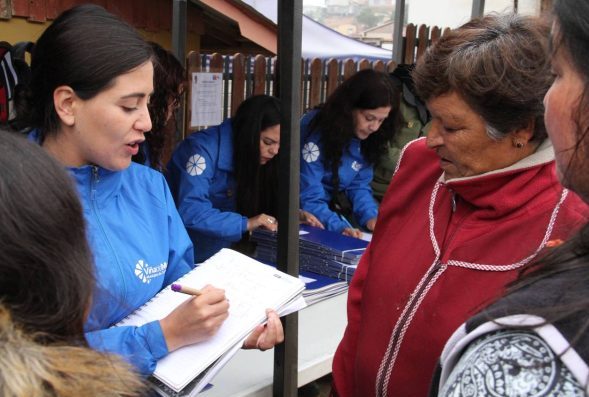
[392,0,406,63]
[172,0,187,60]
[172,0,187,143]
[471,0,485,19]
[274,1,302,397]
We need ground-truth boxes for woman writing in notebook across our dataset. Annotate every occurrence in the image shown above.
[299,69,400,238]
[167,94,323,263]
[18,4,283,377]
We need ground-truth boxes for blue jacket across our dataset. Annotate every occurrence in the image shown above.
[166,119,248,263]
[29,131,193,376]
[300,110,378,233]
[74,164,193,376]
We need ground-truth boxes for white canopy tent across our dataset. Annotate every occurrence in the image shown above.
[243,0,392,61]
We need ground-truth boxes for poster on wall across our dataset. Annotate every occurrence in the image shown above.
[190,72,223,128]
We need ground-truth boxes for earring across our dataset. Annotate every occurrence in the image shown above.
[514,141,524,148]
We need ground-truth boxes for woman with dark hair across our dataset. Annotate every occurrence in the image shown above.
[167,94,322,263]
[431,2,589,395]
[331,14,589,397]
[0,130,144,396]
[21,4,283,377]
[133,41,185,171]
[300,68,400,237]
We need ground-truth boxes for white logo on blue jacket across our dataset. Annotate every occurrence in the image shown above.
[302,142,320,163]
[134,259,168,284]
[351,160,363,172]
[186,154,206,176]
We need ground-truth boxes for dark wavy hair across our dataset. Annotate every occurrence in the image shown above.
[413,13,551,144]
[0,130,94,345]
[232,95,281,218]
[309,69,400,193]
[133,42,185,171]
[16,4,153,140]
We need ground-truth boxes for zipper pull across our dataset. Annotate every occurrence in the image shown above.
[451,192,457,212]
[92,165,99,182]
[91,165,99,201]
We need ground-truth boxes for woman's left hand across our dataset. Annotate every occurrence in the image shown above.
[365,217,377,231]
[242,309,284,351]
[299,210,324,229]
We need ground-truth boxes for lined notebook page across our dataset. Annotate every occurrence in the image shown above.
[116,248,305,392]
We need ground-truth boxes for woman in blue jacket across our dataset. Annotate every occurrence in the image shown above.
[167,95,322,263]
[18,4,283,377]
[300,69,400,237]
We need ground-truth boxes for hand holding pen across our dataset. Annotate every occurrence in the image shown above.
[169,283,285,352]
[159,284,229,352]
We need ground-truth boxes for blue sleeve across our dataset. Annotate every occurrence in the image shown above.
[346,163,378,227]
[300,138,349,234]
[86,320,168,376]
[167,132,247,242]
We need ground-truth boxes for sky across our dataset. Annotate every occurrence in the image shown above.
[302,0,542,30]
[406,0,541,28]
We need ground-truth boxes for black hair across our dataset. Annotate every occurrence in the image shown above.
[17,4,153,139]
[232,95,281,217]
[133,41,186,171]
[551,0,589,201]
[0,130,94,344]
[308,69,400,195]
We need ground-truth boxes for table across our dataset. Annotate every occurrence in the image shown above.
[200,292,348,397]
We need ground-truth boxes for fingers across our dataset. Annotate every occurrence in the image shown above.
[261,214,278,232]
[342,227,362,239]
[242,310,284,351]
[299,210,325,229]
[242,324,264,349]
[198,285,228,304]
[262,310,284,347]
[365,217,377,232]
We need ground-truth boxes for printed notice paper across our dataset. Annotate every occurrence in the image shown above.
[190,72,223,128]
[115,249,306,396]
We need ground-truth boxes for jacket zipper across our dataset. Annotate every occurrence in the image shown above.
[376,186,469,396]
[90,166,127,301]
[376,260,445,396]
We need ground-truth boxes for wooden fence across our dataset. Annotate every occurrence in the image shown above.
[183,22,450,133]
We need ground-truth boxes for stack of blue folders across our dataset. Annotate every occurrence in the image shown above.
[299,270,349,305]
[251,224,368,283]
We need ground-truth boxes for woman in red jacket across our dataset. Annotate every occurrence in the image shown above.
[431,0,589,394]
[331,13,589,397]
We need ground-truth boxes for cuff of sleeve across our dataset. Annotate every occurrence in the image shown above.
[359,211,378,228]
[241,216,249,233]
[142,320,169,361]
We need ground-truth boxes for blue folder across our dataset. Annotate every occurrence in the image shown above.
[251,225,368,282]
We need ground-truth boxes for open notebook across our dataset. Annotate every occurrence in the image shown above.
[115,248,306,396]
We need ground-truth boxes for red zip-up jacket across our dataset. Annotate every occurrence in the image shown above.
[332,138,589,397]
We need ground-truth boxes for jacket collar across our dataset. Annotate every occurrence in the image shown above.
[67,164,122,207]
[217,119,234,172]
[439,140,558,218]
[29,129,125,206]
